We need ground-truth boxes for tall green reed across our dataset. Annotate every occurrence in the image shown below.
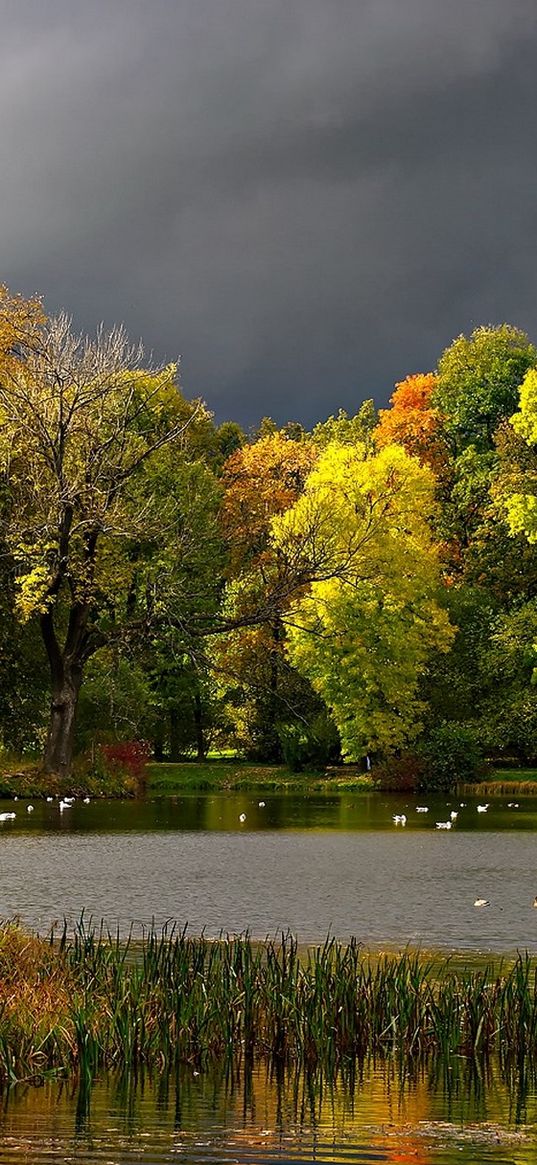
[2,921,537,1088]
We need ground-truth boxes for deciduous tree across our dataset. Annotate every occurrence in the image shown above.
[0,312,205,775]
[272,443,454,758]
[374,373,446,471]
[434,325,536,454]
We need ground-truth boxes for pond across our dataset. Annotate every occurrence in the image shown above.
[3,789,537,1163]
[1,791,537,950]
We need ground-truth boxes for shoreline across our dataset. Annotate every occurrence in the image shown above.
[1,759,537,799]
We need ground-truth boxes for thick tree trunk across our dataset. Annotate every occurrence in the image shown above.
[40,607,89,778]
[43,670,82,776]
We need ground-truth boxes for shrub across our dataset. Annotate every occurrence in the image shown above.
[99,740,152,781]
[419,723,483,792]
[373,753,425,792]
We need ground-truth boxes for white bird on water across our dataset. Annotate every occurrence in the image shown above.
[416,806,429,813]
[450,811,458,820]
[477,804,489,813]
[0,812,15,821]
[239,813,246,823]
[393,814,407,826]
[474,899,490,908]
[436,821,452,830]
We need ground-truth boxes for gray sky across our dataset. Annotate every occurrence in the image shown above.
[2,0,537,427]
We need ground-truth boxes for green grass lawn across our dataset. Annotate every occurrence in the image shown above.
[490,767,537,781]
[146,760,376,794]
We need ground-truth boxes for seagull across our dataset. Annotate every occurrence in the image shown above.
[450,811,458,820]
[46,796,53,803]
[239,813,246,823]
[258,801,265,808]
[27,805,34,813]
[83,797,90,804]
[474,899,490,908]
[416,806,429,813]
[0,812,16,821]
[507,802,519,809]
[436,821,452,829]
[59,800,72,812]
[477,804,489,813]
[393,814,407,825]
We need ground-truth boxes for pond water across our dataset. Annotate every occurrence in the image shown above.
[0,791,536,951]
[3,790,537,1163]
[1,1059,536,1164]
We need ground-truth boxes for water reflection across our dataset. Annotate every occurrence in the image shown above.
[0,1058,536,1164]
[1,795,537,946]
[2,791,537,834]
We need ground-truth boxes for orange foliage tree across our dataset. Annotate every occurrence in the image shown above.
[218,433,321,758]
[374,372,447,472]
[220,432,317,576]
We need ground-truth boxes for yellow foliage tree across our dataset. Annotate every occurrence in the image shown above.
[501,368,537,543]
[272,442,454,758]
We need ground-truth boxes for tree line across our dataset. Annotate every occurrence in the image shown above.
[1,285,536,786]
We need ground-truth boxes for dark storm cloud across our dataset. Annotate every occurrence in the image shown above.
[2,0,537,426]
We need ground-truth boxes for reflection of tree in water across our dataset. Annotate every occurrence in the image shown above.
[1,1055,536,1161]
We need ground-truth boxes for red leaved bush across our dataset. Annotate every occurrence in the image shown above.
[100,740,151,779]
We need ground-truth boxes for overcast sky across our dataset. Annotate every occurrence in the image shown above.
[2,1,537,427]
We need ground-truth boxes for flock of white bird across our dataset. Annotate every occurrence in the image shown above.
[0,795,91,822]
[391,801,523,831]
[391,800,533,910]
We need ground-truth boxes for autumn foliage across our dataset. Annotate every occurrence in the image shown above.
[374,372,447,472]
[0,285,44,381]
[220,433,317,574]
[100,740,151,779]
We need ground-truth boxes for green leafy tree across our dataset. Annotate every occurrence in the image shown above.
[312,401,377,451]
[0,312,214,775]
[434,324,537,454]
[478,601,537,762]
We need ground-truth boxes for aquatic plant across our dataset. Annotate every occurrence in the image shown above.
[2,920,537,1087]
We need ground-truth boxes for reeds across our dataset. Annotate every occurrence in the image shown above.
[458,780,537,795]
[2,920,537,1087]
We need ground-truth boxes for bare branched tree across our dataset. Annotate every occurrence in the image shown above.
[0,312,197,775]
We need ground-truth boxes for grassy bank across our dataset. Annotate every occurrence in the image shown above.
[0,759,138,801]
[146,761,376,795]
[3,755,537,800]
[1,920,537,1087]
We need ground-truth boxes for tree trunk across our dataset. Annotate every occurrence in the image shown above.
[41,607,88,778]
[193,689,206,761]
[43,668,82,776]
[169,706,181,762]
